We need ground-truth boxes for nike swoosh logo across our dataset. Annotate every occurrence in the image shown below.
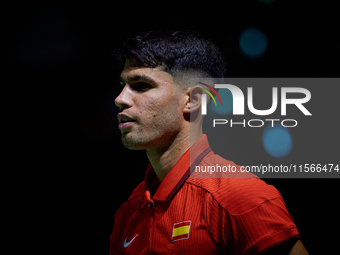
[123,234,138,248]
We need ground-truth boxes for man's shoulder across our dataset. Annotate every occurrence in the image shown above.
[187,175,280,215]
[188,153,280,214]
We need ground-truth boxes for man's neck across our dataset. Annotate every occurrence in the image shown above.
[146,129,202,183]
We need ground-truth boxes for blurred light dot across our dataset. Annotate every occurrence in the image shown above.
[208,89,233,115]
[262,124,293,158]
[239,27,268,58]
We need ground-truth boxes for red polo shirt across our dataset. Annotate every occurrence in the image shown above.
[110,135,300,254]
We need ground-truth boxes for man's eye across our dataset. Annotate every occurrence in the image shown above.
[133,82,152,91]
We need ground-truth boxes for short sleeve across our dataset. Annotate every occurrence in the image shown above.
[207,184,300,255]
[227,194,300,254]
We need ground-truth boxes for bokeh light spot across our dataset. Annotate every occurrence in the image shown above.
[262,124,293,158]
[239,27,268,58]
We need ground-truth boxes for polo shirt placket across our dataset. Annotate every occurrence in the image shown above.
[136,144,212,254]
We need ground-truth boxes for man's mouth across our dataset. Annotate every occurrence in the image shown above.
[118,114,136,129]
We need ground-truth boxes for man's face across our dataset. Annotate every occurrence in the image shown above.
[115,60,186,150]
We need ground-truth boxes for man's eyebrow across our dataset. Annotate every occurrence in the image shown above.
[119,75,156,84]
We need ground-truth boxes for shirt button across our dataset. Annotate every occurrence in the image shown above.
[148,199,154,209]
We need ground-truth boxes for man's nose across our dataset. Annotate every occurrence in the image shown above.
[115,85,132,110]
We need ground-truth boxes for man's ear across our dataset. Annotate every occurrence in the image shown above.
[183,86,204,114]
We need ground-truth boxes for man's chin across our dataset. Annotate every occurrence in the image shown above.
[121,137,147,150]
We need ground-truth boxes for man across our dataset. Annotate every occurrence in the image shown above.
[110,30,308,254]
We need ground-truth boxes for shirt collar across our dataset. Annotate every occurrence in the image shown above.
[139,134,211,209]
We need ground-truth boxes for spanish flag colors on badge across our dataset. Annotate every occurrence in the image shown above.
[171,221,191,242]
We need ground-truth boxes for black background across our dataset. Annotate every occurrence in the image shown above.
[7,1,339,254]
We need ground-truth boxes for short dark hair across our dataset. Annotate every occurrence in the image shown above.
[113,30,227,78]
